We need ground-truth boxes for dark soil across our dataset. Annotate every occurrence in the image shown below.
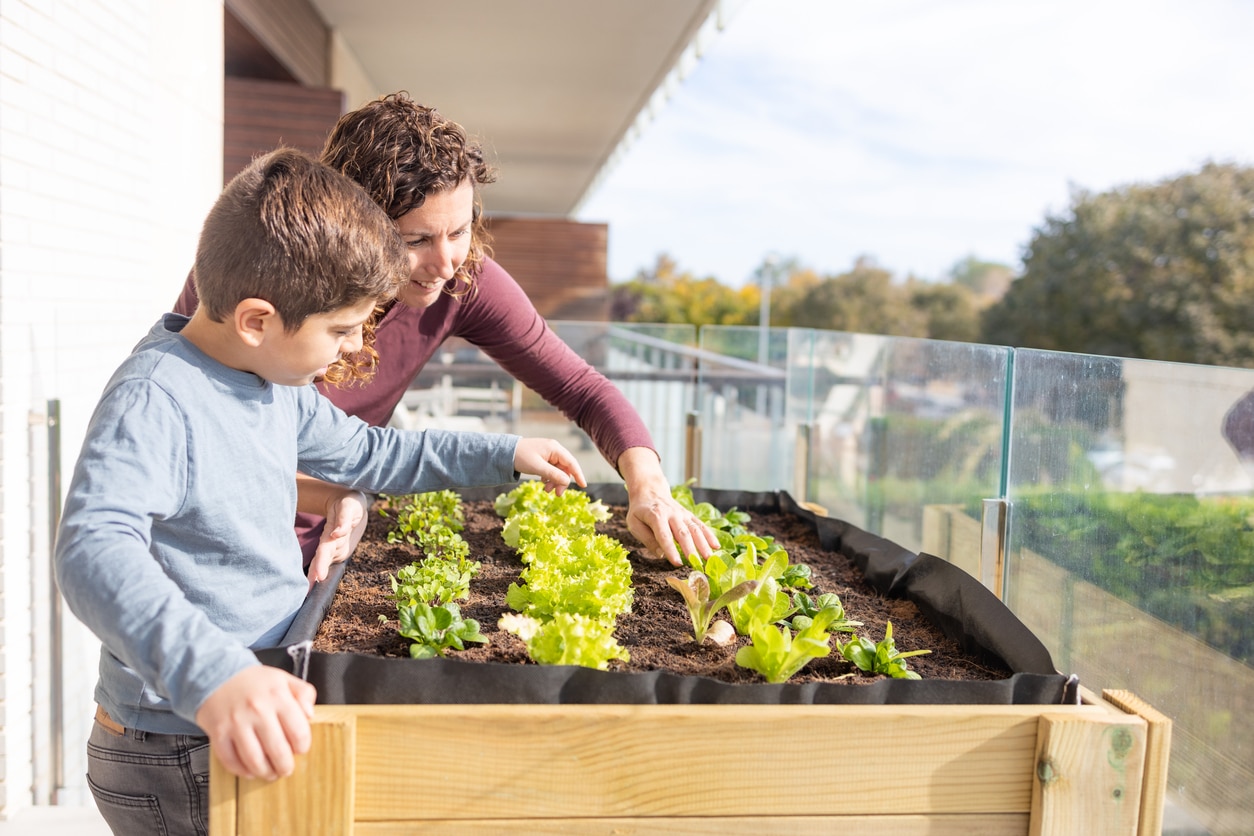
[313,499,1012,685]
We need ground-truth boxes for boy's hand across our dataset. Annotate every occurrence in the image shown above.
[514,438,587,494]
[196,666,317,781]
[309,489,370,590]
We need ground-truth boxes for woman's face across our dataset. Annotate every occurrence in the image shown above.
[394,179,475,309]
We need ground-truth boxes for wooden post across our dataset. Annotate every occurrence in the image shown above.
[1030,710,1147,835]
[1102,689,1173,836]
[210,709,357,835]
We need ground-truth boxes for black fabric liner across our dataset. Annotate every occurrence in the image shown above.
[260,485,1070,705]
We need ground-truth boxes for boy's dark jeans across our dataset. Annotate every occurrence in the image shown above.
[86,708,211,836]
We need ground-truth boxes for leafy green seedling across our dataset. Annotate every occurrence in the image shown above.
[392,555,478,605]
[788,592,862,635]
[735,606,839,683]
[499,612,629,671]
[666,571,759,645]
[840,621,931,679]
[393,601,486,659]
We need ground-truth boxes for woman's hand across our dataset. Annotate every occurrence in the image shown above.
[513,438,587,494]
[618,447,719,566]
[306,485,370,591]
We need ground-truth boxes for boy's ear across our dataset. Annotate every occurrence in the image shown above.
[233,298,279,348]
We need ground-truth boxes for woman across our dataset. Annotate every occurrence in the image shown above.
[176,93,717,580]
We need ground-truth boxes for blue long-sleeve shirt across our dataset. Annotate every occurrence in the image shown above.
[54,314,520,734]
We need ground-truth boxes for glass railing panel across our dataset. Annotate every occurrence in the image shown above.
[1003,348,1254,834]
[793,333,1011,560]
[696,325,792,491]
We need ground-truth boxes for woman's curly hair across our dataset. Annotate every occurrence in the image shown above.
[319,304,384,388]
[321,92,497,287]
[319,93,497,387]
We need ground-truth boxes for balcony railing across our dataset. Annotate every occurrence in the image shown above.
[399,320,1254,834]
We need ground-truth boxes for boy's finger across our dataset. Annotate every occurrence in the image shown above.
[255,720,297,779]
[212,738,246,779]
[307,547,333,591]
[276,690,314,758]
[232,727,278,781]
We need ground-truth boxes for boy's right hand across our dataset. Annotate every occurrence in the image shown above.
[195,665,316,781]
[514,438,587,494]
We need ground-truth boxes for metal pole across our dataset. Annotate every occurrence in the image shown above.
[793,422,812,503]
[47,399,64,803]
[684,411,702,484]
[757,258,774,366]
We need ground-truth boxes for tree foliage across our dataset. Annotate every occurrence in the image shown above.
[772,257,986,342]
[610,254,759,327]
[982,162,1254,367]
[613,254,995,345]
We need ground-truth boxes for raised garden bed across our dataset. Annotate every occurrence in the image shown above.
[208,485,1170,835]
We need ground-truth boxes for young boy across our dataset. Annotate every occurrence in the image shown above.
[53,148,586,835]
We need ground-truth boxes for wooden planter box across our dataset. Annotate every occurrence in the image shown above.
[209,689,1169,835]
[208,488,1171,835]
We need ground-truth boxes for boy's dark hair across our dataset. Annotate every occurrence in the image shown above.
[320,92,496,290]
[193,147,408,332]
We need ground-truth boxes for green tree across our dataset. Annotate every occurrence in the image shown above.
[982,162,1254,367]
[773,257,923,335]
[947,255,1013,302]
[906,278,982,342]
[610,254,759,327]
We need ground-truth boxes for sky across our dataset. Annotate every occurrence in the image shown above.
[576,0,1254,287]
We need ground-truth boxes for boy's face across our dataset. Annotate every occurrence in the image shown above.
[261,297,379,386]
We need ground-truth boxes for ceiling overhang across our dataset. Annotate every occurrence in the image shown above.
[307,0,728,217]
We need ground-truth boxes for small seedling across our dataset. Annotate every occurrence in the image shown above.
[666,571,758,645]
[840,621,931,680]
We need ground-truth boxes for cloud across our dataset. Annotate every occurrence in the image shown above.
[579,0,1254,285]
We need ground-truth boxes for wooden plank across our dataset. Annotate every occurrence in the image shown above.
[235,709,357,835]
[1102,689,1173,836]
[225,0,329,86]
[1029,710,1147,836]
[208,753,239,836]
[354,812,1030,835]
[344,704,1065,820]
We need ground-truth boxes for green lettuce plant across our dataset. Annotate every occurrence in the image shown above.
[395,601,486,659]
[495,482,633,670]
[666,571,759,645]
[787,592,862,636]
[499,612,629,671]
[840,621,931,680]
[735,606,840,684]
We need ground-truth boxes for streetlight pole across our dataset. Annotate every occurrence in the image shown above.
[757,254,778,365]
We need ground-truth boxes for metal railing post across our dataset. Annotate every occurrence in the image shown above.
[684,411,701,484]
[980,497,1010,600]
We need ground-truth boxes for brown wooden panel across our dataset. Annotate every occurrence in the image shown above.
[224,77,345,184]
[225,0,328,86]
[354,814,1030,835]
[346,705,1046,820]
[486,217,609,321]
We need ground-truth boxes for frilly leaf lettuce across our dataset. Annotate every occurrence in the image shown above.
[499,612,629,670]
[495,482,632,670]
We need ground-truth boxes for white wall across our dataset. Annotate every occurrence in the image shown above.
[0,0,224,814]
[329,30,378,112]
